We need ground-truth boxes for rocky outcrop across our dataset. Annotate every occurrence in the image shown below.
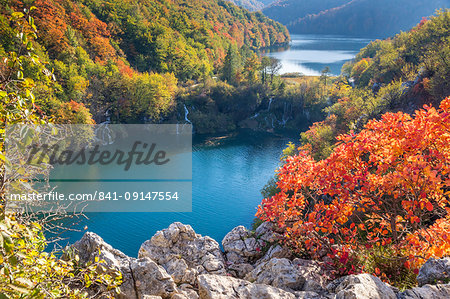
[398,283,450,298]
[328,274,396,299]
[222,226,265,264]
[416,257,450,286]
[138,222,226,285]
[130,258,176,298]
[257,244,293,264]
[71,223,450,299]
[254,222,282,244]
[244,258,306,291]
[197,274,300,299]
[71,232,137,299]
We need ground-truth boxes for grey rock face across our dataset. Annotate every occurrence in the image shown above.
[398,283,450,299]
[244,258,306,292]
[292,291,327,299]
[72,231,192,299]
[222,226,265,264]
[139,222,226,285]
[130,257,177,298]
[197,274,298,299]
[257,244,293,265]
[255,222,282,243]
[292,258,330,289]
[417,257,450,286]
[332,274,396,299]
[227,263,255,279]
[71,232,137,299]
[178,283,199,299]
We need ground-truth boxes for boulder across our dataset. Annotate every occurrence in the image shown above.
[139,223,226,284]
[177,284,199,299]
[222,226,265,264]
[257,244,293,265]
[292,258,330,289]
[255,222,282,243]
[417,257,450,286]
[302,280,326,294]
[71,232,137,299]
[293,291,326,299]
[244,258,306,292]
[227,263,254,279]
[197,274,298,299]
[398,283,450,299]
[130,258,177,298]
[330,274,396,299]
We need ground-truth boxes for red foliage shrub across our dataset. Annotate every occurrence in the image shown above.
[257,98,450,283]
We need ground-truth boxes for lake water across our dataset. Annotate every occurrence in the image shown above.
[54,131,294,256]
[264,34,373,76]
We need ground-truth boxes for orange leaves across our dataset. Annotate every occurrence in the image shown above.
[53,100,95,124]
[257,99,450,279]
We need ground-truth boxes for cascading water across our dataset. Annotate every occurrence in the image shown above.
[184,104,192,124]
[267,98,274,111]
[250,112,259,119]
[182,104,193,133]
[279,102,290,127]
[95,110,113,145]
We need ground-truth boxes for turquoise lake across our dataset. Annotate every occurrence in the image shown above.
[264,34,373,76]
[55,130,295,256]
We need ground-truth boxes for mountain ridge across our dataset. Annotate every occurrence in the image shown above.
[263,0,448,37]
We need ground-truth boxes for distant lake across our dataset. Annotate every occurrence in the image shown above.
[263,34,373,76]
[53,130,295,257]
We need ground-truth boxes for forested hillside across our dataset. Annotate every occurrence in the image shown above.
[225,0,277,11]
[0,0,289,123]
[263,0,447,37]
[226,0,265,11]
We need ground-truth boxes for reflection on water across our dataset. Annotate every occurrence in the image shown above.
[263,34,373,76]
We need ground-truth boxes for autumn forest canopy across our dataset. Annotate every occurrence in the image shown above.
[0,0,289,124]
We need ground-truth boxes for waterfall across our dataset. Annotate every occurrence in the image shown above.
[95,110,113,145]
[184,104,192,124]
[267,98,274,111]
[250,112,259,119]
[182,104,193,133]
[279,102,290,127]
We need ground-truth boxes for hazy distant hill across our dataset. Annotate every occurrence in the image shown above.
[226,0,264,11]
[263,0,349,24]
[226,0,275,11]
[263,0,448,37]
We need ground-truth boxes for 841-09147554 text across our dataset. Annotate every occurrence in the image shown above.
[9,191,180,201]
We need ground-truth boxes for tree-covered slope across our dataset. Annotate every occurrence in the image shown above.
[0,0,289,123]
[263,0,448,37]
[226,0,265,11]
[80,0,289,78]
